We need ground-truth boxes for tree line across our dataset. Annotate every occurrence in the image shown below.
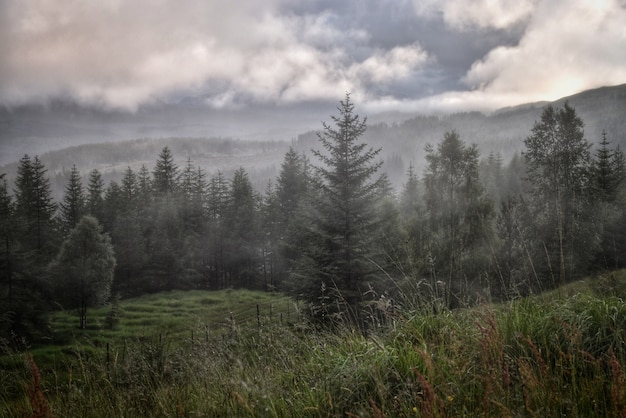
[1,95,625,340]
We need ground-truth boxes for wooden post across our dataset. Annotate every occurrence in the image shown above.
[257,304,260,329]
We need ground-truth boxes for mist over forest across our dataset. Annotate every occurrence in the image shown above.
[2,84,626,200]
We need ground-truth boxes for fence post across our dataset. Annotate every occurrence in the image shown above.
[257,304,261,329]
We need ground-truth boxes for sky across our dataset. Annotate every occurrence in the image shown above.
[1,0,626,115]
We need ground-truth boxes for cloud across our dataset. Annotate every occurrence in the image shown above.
[412,0,537,30]
[0,0,430,110]
[1,0,624,113]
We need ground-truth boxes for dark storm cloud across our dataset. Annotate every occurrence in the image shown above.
[0,0,625,113]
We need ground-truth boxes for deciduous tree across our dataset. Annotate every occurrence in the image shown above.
[49,216,116,329]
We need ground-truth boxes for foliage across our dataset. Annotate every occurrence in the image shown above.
[419,130,494,307]
[523,103,596,285]
[48,216,116,329]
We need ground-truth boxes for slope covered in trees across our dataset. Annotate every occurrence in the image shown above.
[1,96,625,342]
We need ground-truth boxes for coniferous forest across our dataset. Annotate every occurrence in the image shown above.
[1,94,625,341]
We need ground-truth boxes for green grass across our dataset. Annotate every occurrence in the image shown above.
[2,272,626,417]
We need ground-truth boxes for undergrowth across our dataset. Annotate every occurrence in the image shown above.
[2,273,626,417]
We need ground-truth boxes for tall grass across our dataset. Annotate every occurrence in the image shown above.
[2,275,626,417]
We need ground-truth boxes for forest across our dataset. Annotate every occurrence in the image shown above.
[1,93,625,341]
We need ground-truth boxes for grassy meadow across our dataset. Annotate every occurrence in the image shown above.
[2,271,626,417]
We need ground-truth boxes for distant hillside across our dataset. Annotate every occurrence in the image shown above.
[2,84,625,196]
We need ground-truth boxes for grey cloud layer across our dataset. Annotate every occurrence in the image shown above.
[1,0,625,112]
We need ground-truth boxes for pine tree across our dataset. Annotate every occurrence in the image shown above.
[120,166,138,213]
[400,163,419,218]
[225,167,260,288]
[261,180,280,290]
[0,175,16,319]
[152,146,178,195]
[591,131,626,269]
[86,169,105,222]
[14,155,59,267]
[59,165,85,233]
[136,164,153,211]
[289,93,386,318]
[276,147,308,223]
[1,173,50,341]
[593,131,625,202]
[206,172,230,289]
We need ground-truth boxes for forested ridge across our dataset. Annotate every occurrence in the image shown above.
[1,94,625,341]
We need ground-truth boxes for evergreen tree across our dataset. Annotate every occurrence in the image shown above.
[59,165,85,233]
[102,180,123,232]
[178,160,208,288]
[591,131,626,269]
[152,146,178,195]
[49,216,115,329]
[14,155,59,268]
[225,167,260,288]
[120,166,138,213]
[136,164,153,211]
[206,172,230,289]
[400,163,420,219]
[593,131,625,202]
[276,147,308,223]
[0,175,14,305]
[273,148,309,285]
[288,93,386,319]
[111,210,146,296]
[261,180,280,290]
[523,103,595,284]
[0,174,50,342]
[86,169,105,222]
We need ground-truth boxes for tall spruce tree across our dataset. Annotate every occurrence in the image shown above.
[86,169,105,222]
[59,165,85,233]
[206,172,230,289]
[225,167,260,288]
[1,173,50,341]
[14,155,59,268]
[289,93,386,319]
[153,146,178,196]
[591,131,626,269]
